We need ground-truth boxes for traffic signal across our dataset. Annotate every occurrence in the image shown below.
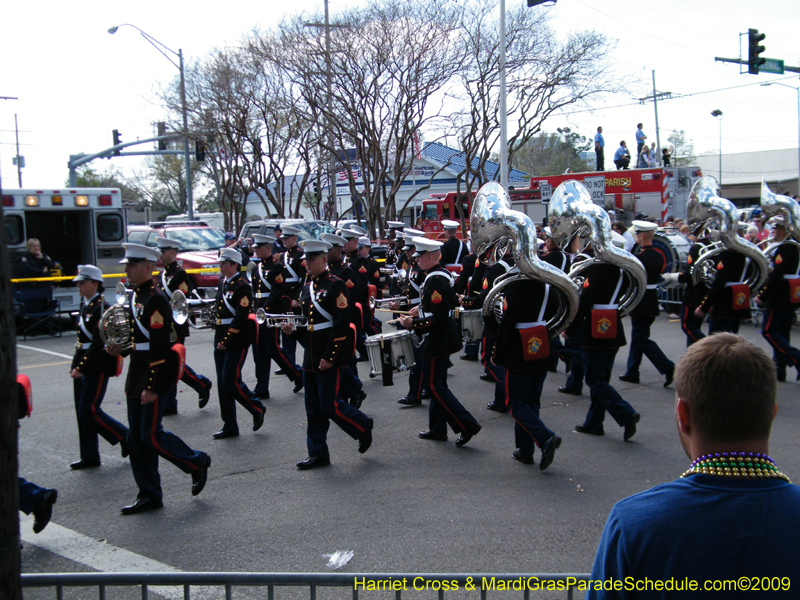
[527,0,552,6]
[748,28,766,75]
[313,182,320,200]
[157,122,167,151]
[195,140,206,162]
[112,129,122,156]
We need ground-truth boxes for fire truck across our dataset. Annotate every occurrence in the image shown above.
[4,188,127,312]
[526,166,704,224]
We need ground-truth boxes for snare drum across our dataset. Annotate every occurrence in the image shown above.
[459,309,483,343]
[366,330,415,379]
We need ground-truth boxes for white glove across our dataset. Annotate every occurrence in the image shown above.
[661,272,681,284]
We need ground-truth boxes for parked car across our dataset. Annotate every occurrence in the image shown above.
[126,221,225,297]
[238,219,337,243]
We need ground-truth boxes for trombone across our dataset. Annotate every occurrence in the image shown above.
[171,290,218,329]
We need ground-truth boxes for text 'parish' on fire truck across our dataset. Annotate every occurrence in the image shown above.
[4,188,127,312]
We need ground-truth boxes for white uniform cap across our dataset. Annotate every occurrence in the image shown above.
[342,224,367,236]
[543,227,553,237]
[403,228,424,237]
[769,215,786,226]
[72,264,104,283]
[388,221,405,230]
[610,231,627,248]
[338,228,361,240]
[299,239,333,257]
[120,243,161,264]
[252,234,276,246]
[736,221,749,231]
[320,233,347,247]
[411,237,443,257]
[632,220,657,233]
[358,237,372,247]
[218,247,243,265]
[441,220,459,230]
[280,226,301,238]
[156,237,181,250]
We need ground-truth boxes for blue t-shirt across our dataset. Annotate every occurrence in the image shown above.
[614,146,628,161]
[586,474,800,599]
[635,129,646,144]
[595,132,605,148]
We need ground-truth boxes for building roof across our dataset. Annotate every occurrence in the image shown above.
[421,142,530,183]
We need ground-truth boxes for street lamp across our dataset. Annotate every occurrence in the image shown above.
[761,82,800,196]
[711,109,723,185]
[108,24,194,220]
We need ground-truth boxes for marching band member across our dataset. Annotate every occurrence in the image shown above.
[756,216,800,382]
[211,247,266,440]
[284,239,374,470]
[155,237,213,414]
[358,236,383,334]
[456,244,482,362]
[397,235,428,406]
[461,245,515,413]
[108,244,210,515]
[399,238,482,446]
[440,220,467,272]
[340,227,371,359]
[322,233,367,408]
[694,240,753,335]
[569,234,641,442]
[279,226,305,363]
[540,228,573,375]
[675,224,710,346]
[492,273,562,470]
[620,221,676,387]
[69,265,128,469]
[250,234,304,399]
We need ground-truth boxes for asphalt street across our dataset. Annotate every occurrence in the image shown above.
[15,311,800,597]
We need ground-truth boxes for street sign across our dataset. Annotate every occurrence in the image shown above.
[583,176,606,206]
[760,58,785,74]
[539,183,552,203]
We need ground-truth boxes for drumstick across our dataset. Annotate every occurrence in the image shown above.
[375,308,413,315]
[385,318,404,325]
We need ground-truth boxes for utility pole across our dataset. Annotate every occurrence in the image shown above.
[14,114,23,187]
[638,72,671,167]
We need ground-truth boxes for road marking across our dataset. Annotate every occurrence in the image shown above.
[17,344,73,360]
[18,361,72,369]
[20,516,217,599]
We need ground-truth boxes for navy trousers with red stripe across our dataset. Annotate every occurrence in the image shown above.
[252,326,303,397]
[505,370,554,459]
[762,308,800,379]
[424,356,479,436]
[73,372,128,462]
[19,477,48,515]
[480,337,506,406]
[126,392,208,502]
[680,305,706,347]
[304,368,371,459]
[214,347,264,434]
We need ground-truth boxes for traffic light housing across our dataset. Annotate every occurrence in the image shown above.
[157,122,167,151]
[313,182,320,200]
[748,28,766,75]
[112,129,122,156]
[195,140,206,162]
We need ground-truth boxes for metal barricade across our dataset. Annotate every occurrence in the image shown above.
[21,572,591,600]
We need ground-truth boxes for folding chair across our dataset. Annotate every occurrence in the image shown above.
[13,286,62,339]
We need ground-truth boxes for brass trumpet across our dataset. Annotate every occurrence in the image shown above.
[368,295,406,310]
[258,313,309,329]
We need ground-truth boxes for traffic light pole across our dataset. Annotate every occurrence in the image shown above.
[714,57,800,74]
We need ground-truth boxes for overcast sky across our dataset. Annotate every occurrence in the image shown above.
[1,0,798,189]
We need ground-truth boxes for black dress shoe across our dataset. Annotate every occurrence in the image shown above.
[121,497,163,515]
[358,420,373,454]
[274,368,285,375]
[198,383,212,409]
[558,386,582,396]
[296,456,331,470]
[479,373,493,382]
[512,450,534,465]
[575,424,604,436]
[418,430,448,441]
[163,407,178,416]
[293,379,304,394]
[398,396,421,406]
[486,402,508,413]
[624,413,641,442]
[212,429,239,440]
[191,455,211,496]
[254,391,270,401]
[119,438,130,459]
[32,489,57,533]
[664,366,675,388]
[351,390,367,409]
[619,374,640,384]
[455,424,482,447]
[253,410,265,432]
[70,459,101,470]
[539,436,562,471]
[459,353,478,361]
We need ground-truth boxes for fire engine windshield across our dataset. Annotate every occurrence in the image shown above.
[169,227,226,251]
